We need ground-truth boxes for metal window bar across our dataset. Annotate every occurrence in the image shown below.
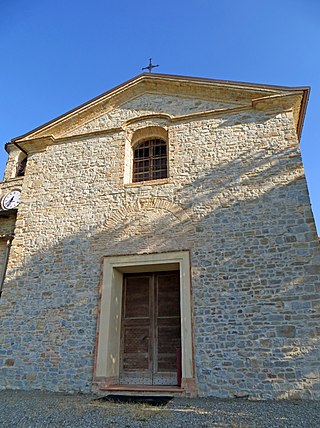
[133,139,167,182]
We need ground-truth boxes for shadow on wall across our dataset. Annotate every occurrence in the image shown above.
[0,139,319,398]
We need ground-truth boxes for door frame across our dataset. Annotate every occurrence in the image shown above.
[93,250,196,396]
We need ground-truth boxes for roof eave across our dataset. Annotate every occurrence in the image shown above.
[297,86,310,139]
[10,73,311,144]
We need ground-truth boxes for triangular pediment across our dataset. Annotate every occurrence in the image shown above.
[11,73,309,150]
[62,93,241,137]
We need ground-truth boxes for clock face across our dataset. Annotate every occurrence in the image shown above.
[2,190,21,210]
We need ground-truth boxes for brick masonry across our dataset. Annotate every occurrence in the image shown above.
[0,76,319,399]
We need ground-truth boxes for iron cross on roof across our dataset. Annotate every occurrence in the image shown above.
[142,58,159,73]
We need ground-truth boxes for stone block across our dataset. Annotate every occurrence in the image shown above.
[276,325,296,338]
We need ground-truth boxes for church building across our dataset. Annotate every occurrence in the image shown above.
[0,73,319,399]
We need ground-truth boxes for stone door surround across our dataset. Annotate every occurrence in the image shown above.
[93,250,196,396]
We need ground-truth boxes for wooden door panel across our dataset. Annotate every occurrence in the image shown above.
[157,324,181,354]
[123,277,150,318]
[120,275,152,384]
[123,326,150,355]
[157,273,180,317]
[154,272,181,385]
[157,354,178,371]
[120,271,181,386]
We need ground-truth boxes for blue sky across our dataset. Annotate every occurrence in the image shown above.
[1,0,319,232]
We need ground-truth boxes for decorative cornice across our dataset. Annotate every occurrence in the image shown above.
[8,73,309,150]
[6,104,268,153]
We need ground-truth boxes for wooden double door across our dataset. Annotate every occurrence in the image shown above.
[120,271,181,385]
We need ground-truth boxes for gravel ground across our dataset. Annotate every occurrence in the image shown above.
[0,390,319,428]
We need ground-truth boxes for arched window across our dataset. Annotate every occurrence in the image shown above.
[16,154,27,177]
[133,138,168,182]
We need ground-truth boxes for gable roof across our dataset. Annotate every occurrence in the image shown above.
[7,73,309,151]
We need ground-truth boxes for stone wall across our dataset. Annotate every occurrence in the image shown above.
[0,94,319,398]
[0,214,16,237]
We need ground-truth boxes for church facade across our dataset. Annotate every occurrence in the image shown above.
[0,73,319,399]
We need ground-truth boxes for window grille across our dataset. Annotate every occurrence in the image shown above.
[133,139,167,182]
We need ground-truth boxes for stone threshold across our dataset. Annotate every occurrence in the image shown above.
[99,384,184,396]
